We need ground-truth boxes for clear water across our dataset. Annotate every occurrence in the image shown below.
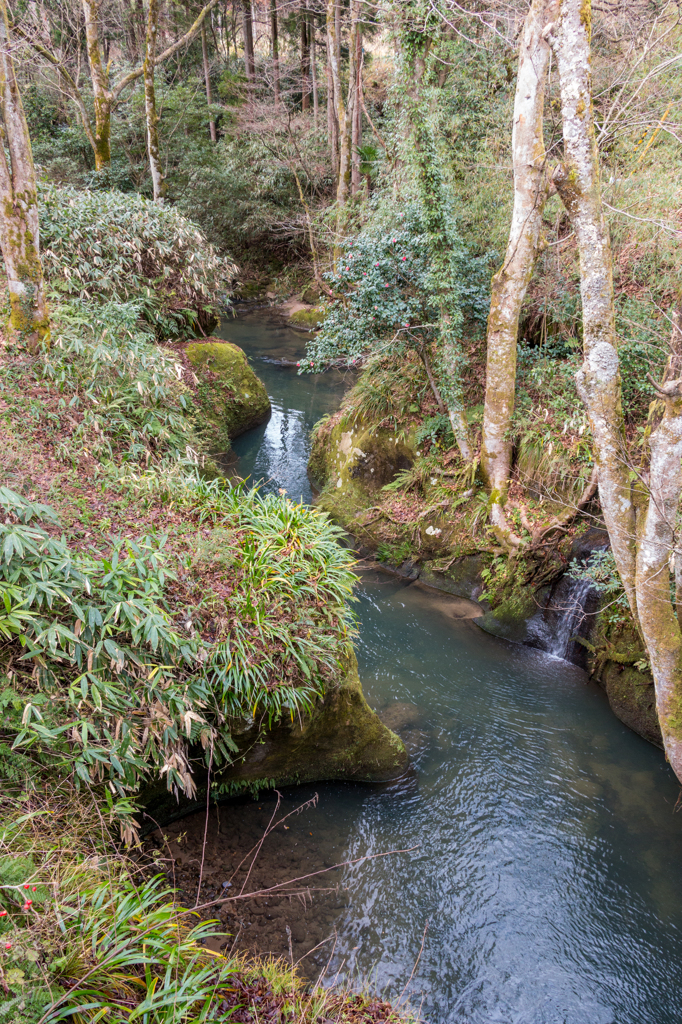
[188,311,682,1023]
[217,311,351,502]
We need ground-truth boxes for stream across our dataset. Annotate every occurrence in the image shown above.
[172,311,682,1024]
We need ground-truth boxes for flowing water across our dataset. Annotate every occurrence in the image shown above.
[173,311,682,1024]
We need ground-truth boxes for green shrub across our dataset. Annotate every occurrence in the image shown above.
[38,183,237,337]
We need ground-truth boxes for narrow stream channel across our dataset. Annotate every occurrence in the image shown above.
[174,311,682,1024]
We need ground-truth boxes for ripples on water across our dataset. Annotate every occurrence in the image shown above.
[177,313,682,1023]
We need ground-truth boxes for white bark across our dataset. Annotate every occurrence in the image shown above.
[144,0,165,200]
[481,0,557,549]
[550,0,637,616]
[635,379,682,777]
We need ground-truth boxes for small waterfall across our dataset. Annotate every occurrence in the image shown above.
[525,575,597,664]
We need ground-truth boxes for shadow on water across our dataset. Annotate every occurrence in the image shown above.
[171,312,682,1024]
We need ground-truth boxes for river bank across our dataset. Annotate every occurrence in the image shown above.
[167,310,682,1024]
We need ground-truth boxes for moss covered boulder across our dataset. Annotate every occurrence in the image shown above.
[185,339,270,455]
[139,652,408,828]
[601,662,662,747]
[289,306,324,330]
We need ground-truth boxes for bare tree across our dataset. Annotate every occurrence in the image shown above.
[0,0,49,345]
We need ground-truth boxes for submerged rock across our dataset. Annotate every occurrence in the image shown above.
[184,338,271,455]
[139,652,408,829]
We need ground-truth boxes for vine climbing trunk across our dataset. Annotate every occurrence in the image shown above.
[82,0,112,169]
[0,0,49,344]
[480,0,556,549]
[144,0,165,199]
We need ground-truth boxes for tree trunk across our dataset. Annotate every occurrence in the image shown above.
[326,25,339,176]
[301,5,310,111]
[144,0,165,199]
[351,17,362,195]
[550,0,637,617]
[0,0,49,344]
[635,374,682,780]
[327,0,346,256]
[82,0,112,169]
[481,0,556,549]
[310,13,319,128]
[270,0,280,105]
[242,0,255,96]
[201,21,216,141]
[336,0,358,223]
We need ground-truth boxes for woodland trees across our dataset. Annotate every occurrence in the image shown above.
[0,0,49,344]
[3,0,682,779]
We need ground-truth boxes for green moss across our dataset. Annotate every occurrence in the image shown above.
[289,306,324,329]
[602,662,662,747]
[185,338,270,454]
[139,651,409,827]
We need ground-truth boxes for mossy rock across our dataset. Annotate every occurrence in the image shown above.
[138,651,408,829]
[289,306,324,329]
[185,339,270,455]
[601,661,662,748]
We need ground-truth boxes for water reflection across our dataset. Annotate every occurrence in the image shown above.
[217,312,351,502]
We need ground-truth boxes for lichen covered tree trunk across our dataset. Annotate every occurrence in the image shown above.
[481,0,556,549]
[143,0,165,199]
[635,379,682,779]
[82,0,112,169]
[551,0,682,783]
[550,0,637,615]
[0,0,49,344]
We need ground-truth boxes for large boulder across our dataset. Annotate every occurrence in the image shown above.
[601,662,662,748]
[139,652,408,829]
[184,339,270,455]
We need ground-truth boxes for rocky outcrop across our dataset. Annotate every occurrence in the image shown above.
[139,652,408,829]
[184,338,271,456]
[601,662,662,748]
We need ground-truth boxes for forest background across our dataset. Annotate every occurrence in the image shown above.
[1,0,682,1020]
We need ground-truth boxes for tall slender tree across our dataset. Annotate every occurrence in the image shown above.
[480,0,557,548]
[143,0,165,199]
[242,0,256,96]
[0,0,49,345]
[550,0,682,783]
[270,0,280,105]
[301,5,311,110]
[201,20,217,141]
